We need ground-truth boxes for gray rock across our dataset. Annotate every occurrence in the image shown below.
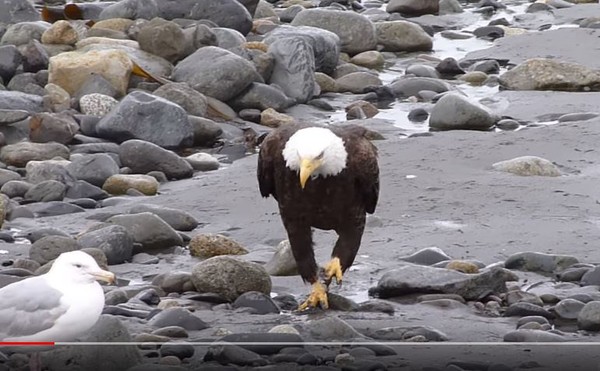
[24,180,66,202]
[366,326,448,341]
[229,83,293,112]
[160,342,194,359]
[1,180,31,198]
[66,153,120,187]
[188,116,222,147]
[554,298,585,320]
[581,266,600,286]
[0,45,22,83]
[157,0,253,36]
[336,72,382,94]
[493,156,561,177]
[106,212,184,251]
[153,82,208,118]
[307,315,366,340]
[429,93,497,131]
[137,17,185,63]
[232,291,280,314]
[516,316,549,328]
[21,227,69,243]
[171,46,262,102]
[74,74,120,101]
[439,0,464,14]
[105,289,129,306]
[0,142,69,167]
[405,64,440,78]
[41,315,142,371]
[154,272,192,293]
[578,301,600,331]
[148,307,209,330]
[291,9,377,55]
[65,180,109,200]
[26,159,77,185]
[279,4,305,22]
[558,266,591,282]
[0,0,40,23]
[387,0,439,15]
[0,169,22,188]
[263,25,341,75]
[0,22,48,47]
[505,290,544,307]
[399,247,452,265]
[0,91,43,113]
[96,91,194,149]
[388,77,452,98]
[78,225,134,265]
[375,21,433,52]
[128,204,199,231]
[503,329,566,342]
[557,112,599,122]
[213,27,245,51]
[265,240,298,276]
[184,152,220,172]
[29,235,81,265]
[217,333,303,355]
[267,37,315,104]
[371,264,517,300]
[191,256,272,302]
[204,343,266,367]
[504,302,554,319]
[499,58,600,91]
[119,139,193,180]
[504,252,578,273]
[98,0,159,20]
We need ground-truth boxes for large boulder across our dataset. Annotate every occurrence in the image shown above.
[156,0,253,36]
[267,37,316,104]
[96,91,194,149]
[48,49,133,97]
[499,58,600,91]
[429,93,498,131]
[375,21,433,52]
[119,139,193,180]
[191,256,272,302]
[263,26,340,75]
[291,9,377,55]
[171,46,262,102]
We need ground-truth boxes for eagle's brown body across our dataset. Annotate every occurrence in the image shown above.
[257,124,379,287]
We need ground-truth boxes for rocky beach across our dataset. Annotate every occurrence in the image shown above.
[2,0,600,370]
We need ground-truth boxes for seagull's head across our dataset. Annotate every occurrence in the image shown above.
[282,127,348,189]
[50,251,116,285]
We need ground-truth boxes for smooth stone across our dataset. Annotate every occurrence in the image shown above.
[148,307,209,330]
[554,298,585,320]
[218,333,303,355]
[503,329,566,342]
[492,157,562,177]
[503,302,554,319]
[232,291,280,314]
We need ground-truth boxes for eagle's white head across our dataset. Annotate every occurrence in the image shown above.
[282,127,348,189]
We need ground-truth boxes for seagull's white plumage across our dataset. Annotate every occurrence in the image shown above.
[0,250,115,342]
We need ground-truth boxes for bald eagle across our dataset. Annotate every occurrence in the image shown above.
[257,123,379,310]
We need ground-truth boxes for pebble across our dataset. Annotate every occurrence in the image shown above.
[232,291,281,314]
[147,307,209,331]
[160,343,195,360]
[503,302,554,319]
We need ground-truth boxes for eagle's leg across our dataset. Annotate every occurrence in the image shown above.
[326,223,366,287]
[284,224,329,310]
[298,281,329,310]
[324,257,343,286]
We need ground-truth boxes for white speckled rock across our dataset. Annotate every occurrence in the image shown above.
[185,153,220,171]
[492,156,561,177]
[79,93,119,116]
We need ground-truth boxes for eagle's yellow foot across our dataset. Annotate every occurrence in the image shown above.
[298,281,329,310]
[324,257,343,286]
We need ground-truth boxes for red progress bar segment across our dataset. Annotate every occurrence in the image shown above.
[0,342,55,346]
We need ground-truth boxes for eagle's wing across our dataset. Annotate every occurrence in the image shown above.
[257,125,299,200]
[333,125,380,214]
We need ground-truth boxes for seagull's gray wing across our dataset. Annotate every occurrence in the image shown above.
[0,276,68,339]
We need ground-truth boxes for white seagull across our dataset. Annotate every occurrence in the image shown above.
[0,250,115,370]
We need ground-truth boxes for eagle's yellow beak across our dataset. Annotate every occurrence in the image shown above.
[91,270,116,285]
[299,158,321,189]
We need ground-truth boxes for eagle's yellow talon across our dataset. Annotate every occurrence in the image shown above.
[324,257,343,286]
[298,281,329,310]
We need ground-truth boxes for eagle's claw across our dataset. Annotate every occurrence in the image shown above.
[324,257,343,286]
[298,281,329,310]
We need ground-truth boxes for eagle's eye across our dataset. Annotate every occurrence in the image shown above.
[315,151,324,160]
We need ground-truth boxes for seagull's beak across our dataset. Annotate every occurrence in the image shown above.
[299,158,321,189]
[91,269,116,285]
